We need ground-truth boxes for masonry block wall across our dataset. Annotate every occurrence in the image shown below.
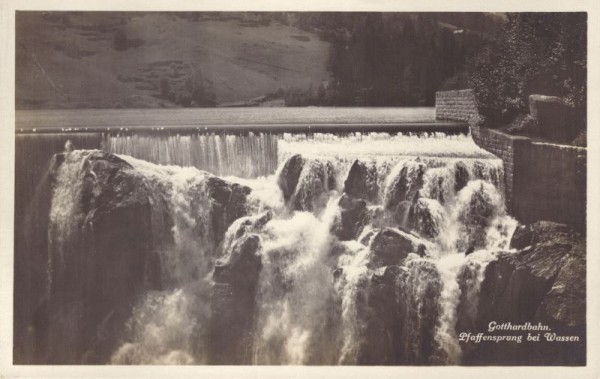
[436,90,586,232]
[470,125,529,206]
[435,89,478,122]
[514,143,586,232]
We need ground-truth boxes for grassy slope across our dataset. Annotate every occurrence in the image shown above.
[16,13,331,109]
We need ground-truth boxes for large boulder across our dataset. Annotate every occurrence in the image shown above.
[528,94,583,143]
[277,155,336,212]
[384,162,426,224]
[206,176,251,245]
[510,221,572,250]
[454,161,470,193]
[465,221,585,365]
[277,154,304,203]
[409,197,444,239]
[344,160,380,203]
[211,234,262,364]
[47,150,160,364]
[356,260,441,365]
[332,194,369,241]
[368,228,427,268]
[356,265,404,365]
[210,214,265,364]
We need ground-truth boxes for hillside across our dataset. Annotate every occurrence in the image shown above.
[16,12,331,109]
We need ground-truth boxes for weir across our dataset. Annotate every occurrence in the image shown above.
[16,108,468,178]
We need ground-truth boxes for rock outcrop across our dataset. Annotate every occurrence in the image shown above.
[47,151,158,364]
[206,175,252,245]
[332,194,369,241]
[351,259,441,365]
[277,154,336,212]
[277,154,304,203]
[344,160,380,203]
[43,150,252,364]
[528,94,584,143]
[368,228,427,268]
[211,233,263,364]
[465,221,586,365]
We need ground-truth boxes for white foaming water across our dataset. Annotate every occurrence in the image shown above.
[280,133,497,160]
[110,289,196,364]
[252,198,341,365]
[334,240,371,364]
[43,131,519,365]
[109,155,224,364]
[47,150,93,290]
[224,175,285,214]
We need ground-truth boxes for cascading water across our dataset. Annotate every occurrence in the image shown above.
[17,132,518,365]
[103,132,278,178]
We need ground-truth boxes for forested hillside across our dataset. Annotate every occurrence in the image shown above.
[16,12,503,109]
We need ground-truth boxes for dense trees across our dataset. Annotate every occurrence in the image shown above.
[467,13,587,127]
[280,13,501,106]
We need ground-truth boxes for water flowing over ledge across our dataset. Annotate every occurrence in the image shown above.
[14,131,585,366]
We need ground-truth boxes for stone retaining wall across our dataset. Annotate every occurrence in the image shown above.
[515,142,586,231]
[470,125,530,205]
[436,90,586,232]
[435,89,478,122]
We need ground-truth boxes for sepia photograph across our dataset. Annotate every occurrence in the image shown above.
[1,1,598,378]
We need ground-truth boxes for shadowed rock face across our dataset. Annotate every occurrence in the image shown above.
[350,260,441,366]
[454,161,470,193]
[206,176,252,246]
[333,194,369,241]
[41,150,252,364]
[211,234,262,364]
[277,154,304,203]
[384,162,426,214]
[368,228,427,269]
[465,221,586,365]
[277,154,336,212]
[47,151,158,364]
[344,160,380,203]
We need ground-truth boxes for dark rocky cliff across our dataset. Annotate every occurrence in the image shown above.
[464,221,586,365]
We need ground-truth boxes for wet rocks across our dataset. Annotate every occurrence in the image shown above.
[44,150,253,364]
[208,215,270,364]
[456,181,502,250]
[510,221,573,250]
[385,162,426,209]
[47,151,158,364]
[368,228,427,268]
[211,224,264,364]
[206,176,251,245]
[454,161,470,193]
[384,162,426,224]
[277,154,304,203]
[277,154,336,212]
[357,265,404,365]
[409,197,444,239]
[466,221,585,365]
[332,194,369,241]
[213,234,262,287]
[357,260,441,365]
[344,160,379,203]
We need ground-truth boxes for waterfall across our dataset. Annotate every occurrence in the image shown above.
[103,133,278,178]
[17,132,518,365]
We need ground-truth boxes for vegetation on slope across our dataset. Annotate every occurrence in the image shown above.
[466,13,587,129]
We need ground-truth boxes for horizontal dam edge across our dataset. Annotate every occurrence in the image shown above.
[15,122,469,135]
